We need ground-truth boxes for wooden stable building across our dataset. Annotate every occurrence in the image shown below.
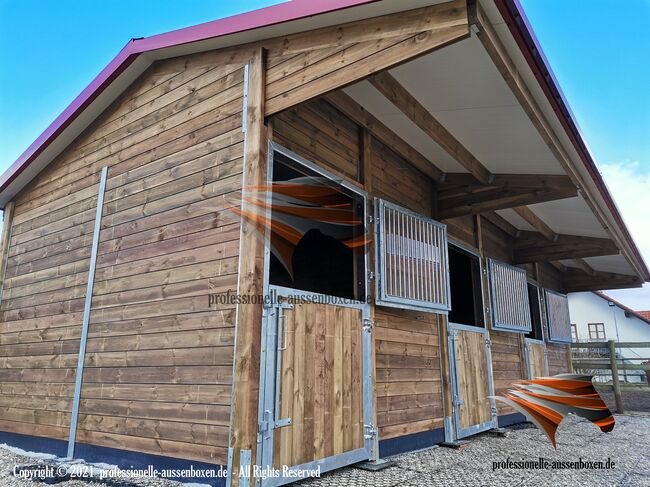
[0,1,647,485]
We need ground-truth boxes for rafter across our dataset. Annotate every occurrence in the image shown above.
[512,206,557,241]
[368,71,494,184]
[563,269,642,293]
[571,258,596,276]
[550,261,568,273]
[514,231,619,264]
[483,212,520,238]
[437,173,576,219]
[322,91,445,182]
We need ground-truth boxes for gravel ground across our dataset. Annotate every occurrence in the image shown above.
[297,414,650,487]
[1,415,649,486]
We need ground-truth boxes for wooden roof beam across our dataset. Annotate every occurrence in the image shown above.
[549,261,568,273]
[437,174,577,219]
[368,71,494,184]
[483,211,520,238]
[322,91,445,182]
[514,231,619,264]
[563,269,642,293]
[512,206,557,241]
[571,258,596,276]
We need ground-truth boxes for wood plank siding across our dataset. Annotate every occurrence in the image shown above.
[0,53,247,464]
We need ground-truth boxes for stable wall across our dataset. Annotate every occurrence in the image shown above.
[271,98,446,446]
[0,51,247,464]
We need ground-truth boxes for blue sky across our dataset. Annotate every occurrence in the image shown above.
[0,0,648,307]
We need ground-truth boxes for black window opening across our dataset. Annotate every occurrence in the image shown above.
[447,244,484,328]
[525,283,544,340]
[268,150,366,301]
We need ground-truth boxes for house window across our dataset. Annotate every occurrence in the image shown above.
[488,259,532,333]
[375,198,450,313]
[525,283,544,340]
[571,324,577,341]
[448,244,484,328]
[588,323,606,340]
[545,289,572,343]
[268,148,366,301]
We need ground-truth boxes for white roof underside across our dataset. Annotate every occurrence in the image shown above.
[343,14,636,277]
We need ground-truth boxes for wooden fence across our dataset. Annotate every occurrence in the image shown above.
[571,340,650,413]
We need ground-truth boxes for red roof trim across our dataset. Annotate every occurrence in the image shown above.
[593,291,650,326]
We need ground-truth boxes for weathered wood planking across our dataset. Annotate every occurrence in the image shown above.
[265,1,469,115]
[0,52,246,464]
[546,343,571,376]
[527,342,547,379]
[273,303,364,468]
[375,308,443,440]
[272,99,360,181]
[453,328,492,429]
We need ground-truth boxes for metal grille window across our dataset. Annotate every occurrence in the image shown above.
[488,259,532,332]
[545,289,572,343]
[375,198,450,313]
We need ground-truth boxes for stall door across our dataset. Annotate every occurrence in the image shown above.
[258,287,373,486]
[524,338,548,379]
[448,323,496,439]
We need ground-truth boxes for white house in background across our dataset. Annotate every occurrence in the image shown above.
[567,291,650,383]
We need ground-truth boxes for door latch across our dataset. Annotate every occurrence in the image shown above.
[363,318,374,332]
[364,423,378,440]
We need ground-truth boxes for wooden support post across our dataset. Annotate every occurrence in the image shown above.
[0,201,15,303]
[438,314,454,440]
[360,128,380,461]
[230,48,268,486]
[608,339,624,413]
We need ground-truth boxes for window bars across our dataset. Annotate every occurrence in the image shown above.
[545,289,572,343]
[375,198,450,313]
[488,259,532,332]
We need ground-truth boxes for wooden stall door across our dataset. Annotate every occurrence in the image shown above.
[525,339,548,379]
[449,324,495,439]
[260,295,370,486]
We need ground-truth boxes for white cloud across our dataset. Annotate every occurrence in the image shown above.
[598,162,650,310]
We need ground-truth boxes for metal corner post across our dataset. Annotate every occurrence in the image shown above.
[66,166,108,459]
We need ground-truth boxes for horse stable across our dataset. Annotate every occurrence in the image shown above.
[0,0,647,485]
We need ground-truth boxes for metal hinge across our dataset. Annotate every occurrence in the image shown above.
[367,215,374,224]
[364,423,378,440]
[368,271,375,281]
[453,396,464,407]
[362,318,374,332]
[485,337,491,347]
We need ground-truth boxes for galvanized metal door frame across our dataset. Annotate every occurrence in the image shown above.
[446,322,498,441]
[256,142,374,486]
[258,285,373,486]
[523,337,548,379]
